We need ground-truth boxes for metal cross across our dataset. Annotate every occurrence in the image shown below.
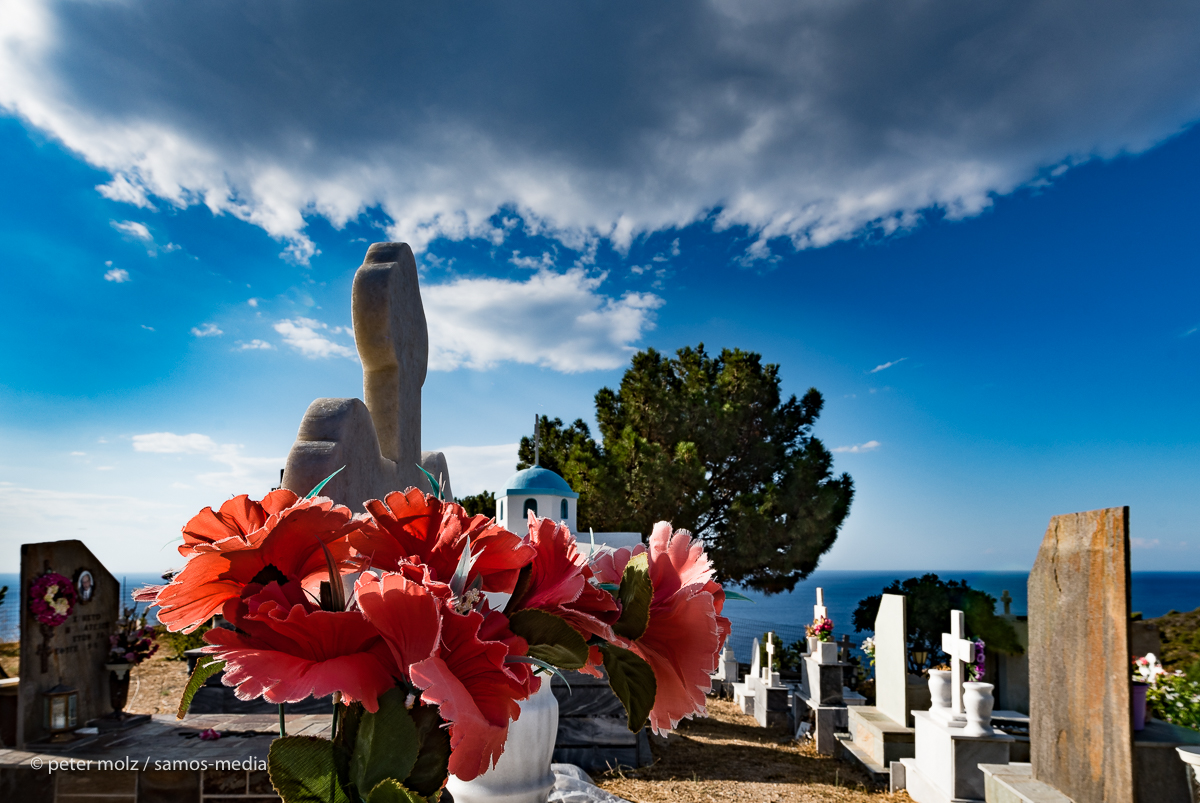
[941,609,975,716]
[1000,590,1012,616]
[837,633,852,663]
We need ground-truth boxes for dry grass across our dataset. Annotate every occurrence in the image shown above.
[0,641,17,678]
[594,698,911,803]
[124,642,193,715]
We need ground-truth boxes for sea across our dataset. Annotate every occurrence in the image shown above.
[2,570,1198,660]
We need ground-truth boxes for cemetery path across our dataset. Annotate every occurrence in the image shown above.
[594,699,910,803]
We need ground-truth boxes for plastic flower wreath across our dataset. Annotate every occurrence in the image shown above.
[139,474,730,803]
[30,572,76,627]
[806,615,833,642]
[969,639,986,681]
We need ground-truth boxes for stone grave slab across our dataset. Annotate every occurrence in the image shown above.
[282,243,454,508]
[1027,506,1133,802]
[17,541,119,747]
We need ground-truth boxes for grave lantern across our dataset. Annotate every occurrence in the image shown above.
[42,684,78,735]
[912,648,928,669]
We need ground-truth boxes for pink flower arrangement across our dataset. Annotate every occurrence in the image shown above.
[108,605,159,665]
[29,572,76,627]
[140,483,729,803]
[806,615,833,642]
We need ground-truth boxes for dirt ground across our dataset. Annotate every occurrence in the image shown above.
[594,698,910,803]
[5,641,911,801]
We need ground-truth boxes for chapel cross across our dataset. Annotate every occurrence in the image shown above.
[814,587,827,621]
[1000,590,1012,616]
[941,609,975,717]
[283,243,453,507]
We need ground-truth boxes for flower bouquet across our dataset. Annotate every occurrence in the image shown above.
[109,605,159,666]
[139,477,730,803]
[969,639,985,681]
[806,615,833,642]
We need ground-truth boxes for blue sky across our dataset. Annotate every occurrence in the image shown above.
[2,0,1199,575]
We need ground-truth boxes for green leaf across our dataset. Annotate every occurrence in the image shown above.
[505,655,571,691]
[176,656,225,720]
[403,703,451,798]
[723,590,754,602]
[598,583,619,594]
[350,688,420,798]
[612,552,652,641]
[507,608,589,670]
[415,464,441,500]
[267,736,352,803]
[600,643,657,733]
[366,779,427,803]
[306,466,345,499]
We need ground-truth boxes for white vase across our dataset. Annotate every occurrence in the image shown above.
[105,662,131,680]
[1177,746,1200,803]
[962,681,995,737]
[815,641,838,665]
[928,669,952,712]
[445,675,559,803]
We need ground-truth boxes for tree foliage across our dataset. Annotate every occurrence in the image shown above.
[456,490,495,519]
[852,574,1023,673]
[517,344,854,593]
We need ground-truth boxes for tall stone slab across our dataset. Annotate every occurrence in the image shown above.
[17,541,119,746]
[283,243,453,509]
[1027,506,1133,803]
[875,593,908,728]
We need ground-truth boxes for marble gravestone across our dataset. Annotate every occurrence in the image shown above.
[282,242,454,508]
[17,541,119,747]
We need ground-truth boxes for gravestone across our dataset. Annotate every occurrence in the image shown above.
[875,594,909,728]
[1028,506,1134,801]
[17,541,119,747]
[898,608,1013,803]
[282,242,453,508]
[840,594,918,782]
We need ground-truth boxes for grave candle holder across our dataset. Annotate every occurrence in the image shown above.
[42,684,78,737]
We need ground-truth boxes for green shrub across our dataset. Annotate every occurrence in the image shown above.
[159,625,211,660]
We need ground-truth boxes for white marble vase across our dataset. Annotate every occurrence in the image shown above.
[445,675,559,803]
[962,681,995,737]
[927,669,952,713]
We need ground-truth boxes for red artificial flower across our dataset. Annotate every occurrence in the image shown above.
[591,522,730,734]
[354,489,535,593]
[509,515,619,645]
[203,582,398,712]
[409,606,534,781]
[178,489,301,556]
[355,571,442,678]
[150,495,363,633]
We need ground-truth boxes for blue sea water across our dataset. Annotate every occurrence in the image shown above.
[2,570,1198,658]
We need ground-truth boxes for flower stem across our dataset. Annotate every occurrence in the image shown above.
[278,703,286,738]
[330,692,341,741]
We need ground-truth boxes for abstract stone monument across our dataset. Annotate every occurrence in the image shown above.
[17,541,119,746]
[282,242,453,508]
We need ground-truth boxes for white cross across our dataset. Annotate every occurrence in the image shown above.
[941,609,975,716]
[764,632,776,681]
[814,587,827,621]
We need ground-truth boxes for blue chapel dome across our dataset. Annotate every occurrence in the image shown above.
[504,466,579,499]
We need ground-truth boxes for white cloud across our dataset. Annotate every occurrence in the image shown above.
[3,2,1200,261]
[870,357,907,374]
[191,322,223,337]
[1132,537,1161,549]
[435,443,520,499]
[273,317,357,359]
[104,267,130,283]
[236,339,275,351]
[248,298,259,307]
[132,431,283,487]
[70,451,86,456]
[423,268,663,372]
[833,440,881,453]
[141,324,154,331]
[111,219,152,241]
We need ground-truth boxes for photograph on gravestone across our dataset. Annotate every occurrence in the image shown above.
[1028,507,1135,802]
[17,541,119,747]
[282,242,454,509]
